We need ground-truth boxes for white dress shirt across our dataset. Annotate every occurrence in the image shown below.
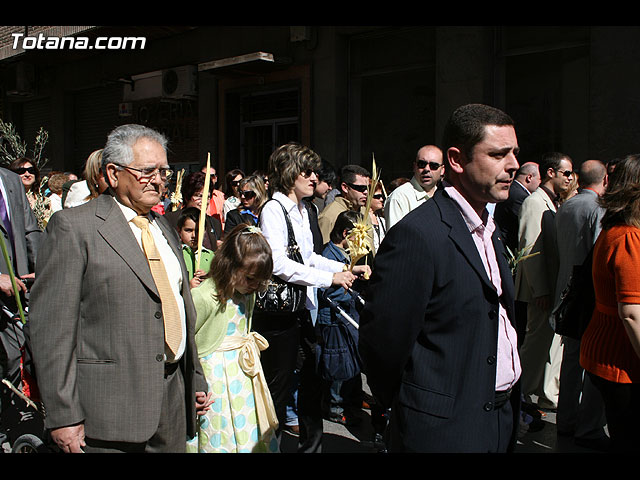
[260,191,344,309]
[384,176,434,229]
[115,198,187,360]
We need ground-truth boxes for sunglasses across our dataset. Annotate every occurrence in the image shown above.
[373,193,385,200]
[416,160,443,171]
[346,182,369,193]
[240,190,256,199]
[15,167,36,175]
[556,169,573,178]
[300,169,316,179]
[230,180,241,187]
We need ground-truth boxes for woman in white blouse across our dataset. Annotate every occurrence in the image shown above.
[255,142,369,452]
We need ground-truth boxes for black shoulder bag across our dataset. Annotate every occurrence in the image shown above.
[255,200,306,314]
[552,247,595,340]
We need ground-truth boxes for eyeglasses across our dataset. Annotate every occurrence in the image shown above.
[240,190,256,199]
[121,165,173,183]
[15,167,36,175]
[346,182,369,193]
[556,169,573,178]
[300,169,316,179]
[416,160,443,171]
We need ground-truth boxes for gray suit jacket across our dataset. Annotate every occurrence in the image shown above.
[0,167,41,278]
[553,189,604,310]
[29,193,207,443]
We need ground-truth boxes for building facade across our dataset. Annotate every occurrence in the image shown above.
[1,25,639,186]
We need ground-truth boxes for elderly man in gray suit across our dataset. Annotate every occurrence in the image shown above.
[29,124,211,453]
[553,159,609,450]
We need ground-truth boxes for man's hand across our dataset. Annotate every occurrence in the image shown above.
[51,424,86,453]
[0,273,26,297]
[195,391,213,415]
[352,264,372,280]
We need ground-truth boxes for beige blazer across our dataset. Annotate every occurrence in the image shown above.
[515,187,559,303]
[29,193,207,443]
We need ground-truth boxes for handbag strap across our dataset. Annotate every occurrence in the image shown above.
[264,199,303,262]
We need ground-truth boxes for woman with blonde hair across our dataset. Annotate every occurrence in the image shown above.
[223,174,268,235]
[580,153,640,452]
[64,149,110,208]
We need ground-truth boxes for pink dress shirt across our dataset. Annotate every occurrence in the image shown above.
[444,184,522,391]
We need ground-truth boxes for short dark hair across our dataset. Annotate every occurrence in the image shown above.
[339,164,370,185]
[182,171,214,204]
[539,152,572,180]
[177,206,200,230]
[330,210,361,244]
[317,160,337,187]
[441,104,515,159]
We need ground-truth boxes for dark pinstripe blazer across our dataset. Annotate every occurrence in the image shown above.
[29,193,207,443]
[359,188,520,452]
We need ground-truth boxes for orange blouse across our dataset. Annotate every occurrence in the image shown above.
[580,224,640,383]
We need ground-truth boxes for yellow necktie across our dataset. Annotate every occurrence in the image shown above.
[132,215,183,361]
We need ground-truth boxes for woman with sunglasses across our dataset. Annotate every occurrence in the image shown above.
[255,142,370,452]
[222,168,245,222]
[10,157,41,197]
[9,157,51,229]
[224,175,268,235]
[369,183,387,253]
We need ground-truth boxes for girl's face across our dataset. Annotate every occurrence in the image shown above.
[234,263,264,295]
[17,162,36,189]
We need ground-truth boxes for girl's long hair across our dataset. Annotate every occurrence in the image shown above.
[208,223,273,304]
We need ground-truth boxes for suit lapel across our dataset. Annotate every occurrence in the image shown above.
[435,191,496,296]
[95,194,160,297]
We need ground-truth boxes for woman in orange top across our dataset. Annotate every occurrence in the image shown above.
[580,154,640,452]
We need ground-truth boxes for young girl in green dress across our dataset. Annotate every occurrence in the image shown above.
[187,223,279,453]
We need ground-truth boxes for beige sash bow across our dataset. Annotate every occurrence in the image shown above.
[218,331,279,435]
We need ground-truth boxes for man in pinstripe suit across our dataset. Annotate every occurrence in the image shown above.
[29,125,210,453]
[360,104,522,452]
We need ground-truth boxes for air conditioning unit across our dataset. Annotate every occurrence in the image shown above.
[162,66,197,99]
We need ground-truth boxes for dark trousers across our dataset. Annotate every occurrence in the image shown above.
[253,309,324,452]
[83,363,187,453]
[588,372,640,452]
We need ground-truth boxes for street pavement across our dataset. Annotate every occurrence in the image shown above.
[280,376,609,454]
[1,374,608,454]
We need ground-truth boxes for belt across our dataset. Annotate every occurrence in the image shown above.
[494,387,512,409]
[164,361,179,377]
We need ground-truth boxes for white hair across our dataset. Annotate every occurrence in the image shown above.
[102,124,168,169]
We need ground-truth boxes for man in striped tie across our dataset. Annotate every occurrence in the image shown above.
[29,124,211,453]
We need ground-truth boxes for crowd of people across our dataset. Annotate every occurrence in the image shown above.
[0,102,638,454]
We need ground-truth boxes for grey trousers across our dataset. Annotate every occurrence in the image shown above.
[83,364,187,453]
